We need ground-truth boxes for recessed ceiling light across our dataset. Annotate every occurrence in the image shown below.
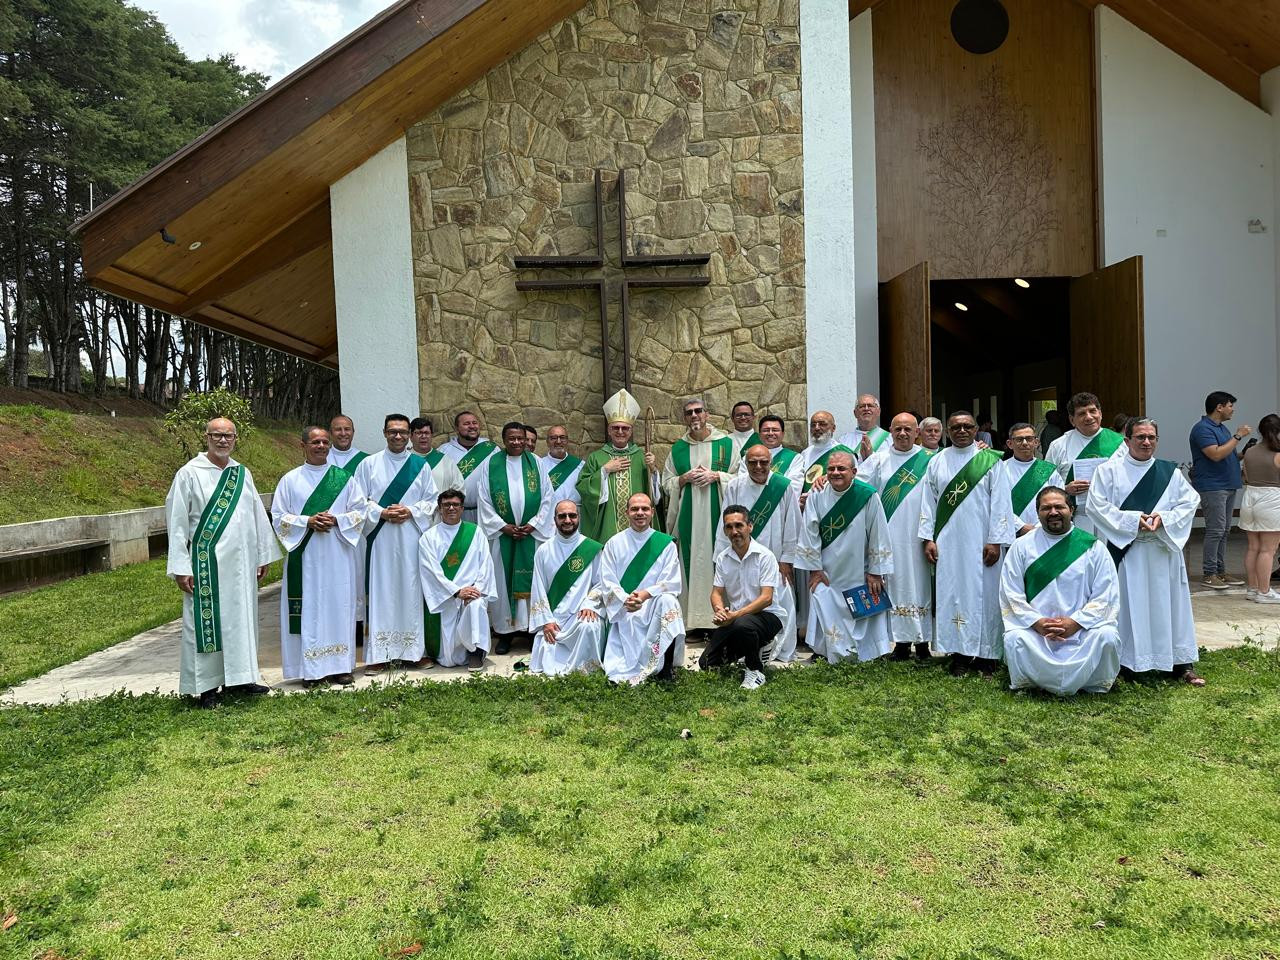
[299,301,309,309]
[954,302,969,311]
[188,241,202,251]
[1014,278,1030,288]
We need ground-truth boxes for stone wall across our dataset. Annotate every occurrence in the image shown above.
[408,0,807,450]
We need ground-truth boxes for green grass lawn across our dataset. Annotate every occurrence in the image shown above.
[2,647,1278,960]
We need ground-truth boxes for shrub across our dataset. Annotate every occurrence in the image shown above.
[164,389,256,459]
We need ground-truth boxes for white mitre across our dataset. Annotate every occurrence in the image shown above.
[603,388,641,425]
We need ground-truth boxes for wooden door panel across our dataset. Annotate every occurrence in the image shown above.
[879,261,932,418]
[1069,256,1145,417]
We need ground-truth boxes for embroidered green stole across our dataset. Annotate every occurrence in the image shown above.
[1064,428,1124,484]
[548,454,584,489]
[1107,458,1177,567]
[546,537,603,611]
[1024,527,1097,602]
[933,448,1001,537]
[817,479,878,549]
[802,444,855,493]
[336,450,368,476]
[747,473,791,533]
[363,453,430,614]
[880,449,932,520]
[770,447,798,477]
[285,466,351,635]
[424,521,478,658]
[1010,459,1059,518]
[489,452,543,615]
[192,464,246,654]
[456,439,497,478]
[670,436,733,579]
[620,531,675,593]
[577,443,649,542]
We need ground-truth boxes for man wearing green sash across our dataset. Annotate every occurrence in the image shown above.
[795,409,850,641]
[353,414,440,672]
[994,422,1062,536]
[662,397,740,636]
[1087,418,1204,685]
[439,410,498,522]
[327,414,369,474]
[577,388,659,543]
[838,393,890,463]
[410,416,465,498]
[529,500,606,676]
[728,400,763,460]
[796,450,894,663]
[1045,392,1125,536]
[272,426,363,686]
[1000,487,1121,695]
[166,417,281,708]
[860,413,936,660]
[539,425,585,506]
[737,414,805,491]
[919,411,1014,675]
[420,489,497,669]
[599,493,685,684]
[478,421,555,653]
[715,444,801,661]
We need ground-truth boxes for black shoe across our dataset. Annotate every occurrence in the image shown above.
[914,642,932,662]
[891,643,911,661]
[948,654,973,677]
[494,635,512,656]
[975,657,998,677]
[328,673,355,686]
[227,682,272,696]
[652,667,675,684]
[196,689,221,709]
[466,650,486,671]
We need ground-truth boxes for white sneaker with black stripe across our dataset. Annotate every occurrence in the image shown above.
[741,668,766,690]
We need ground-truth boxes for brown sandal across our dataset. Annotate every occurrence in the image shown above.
[1181,669,1206,687]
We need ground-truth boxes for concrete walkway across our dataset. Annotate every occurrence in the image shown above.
[3,534,1277,707]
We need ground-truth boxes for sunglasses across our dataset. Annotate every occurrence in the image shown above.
[684,408,705,417]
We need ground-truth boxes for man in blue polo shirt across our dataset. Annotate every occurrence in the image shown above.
[1189,390,1250,590]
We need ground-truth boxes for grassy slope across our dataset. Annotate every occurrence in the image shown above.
[0,404,300,524]
[1,648,1278,960]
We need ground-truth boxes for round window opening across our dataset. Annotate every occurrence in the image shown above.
[950,0,1009,54]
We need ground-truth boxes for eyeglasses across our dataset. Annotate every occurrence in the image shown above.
[206,432,237,441]
[1010,436,1036,444]
[746,458,771,465]
[951,424,976,431]
[684,408,705,417]
[385,430,409,437]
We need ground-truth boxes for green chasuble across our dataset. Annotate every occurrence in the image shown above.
[489,452,543,617]
[577,442,651,543]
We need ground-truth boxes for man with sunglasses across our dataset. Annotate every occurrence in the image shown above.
[166,417,281,708]
[529,500,605,675]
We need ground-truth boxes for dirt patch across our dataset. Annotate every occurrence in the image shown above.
[0,385,165,417]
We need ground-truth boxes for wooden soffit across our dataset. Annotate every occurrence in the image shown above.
[74,0,587,366]
[850,0,1279,107]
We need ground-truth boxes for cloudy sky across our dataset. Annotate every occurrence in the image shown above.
[136,0,393,83]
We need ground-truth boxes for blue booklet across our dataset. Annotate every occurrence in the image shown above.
[842,584,891,619]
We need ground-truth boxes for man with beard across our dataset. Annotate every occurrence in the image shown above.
[1000,487,1121,695]
[529,499,605,676]
[577,388,659,542]
[439,410,498,522]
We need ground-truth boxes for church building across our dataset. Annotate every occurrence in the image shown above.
[77,0,1280,457]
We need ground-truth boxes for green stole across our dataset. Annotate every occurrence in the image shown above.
[424,449,444,469]
[489,452,543,616]
[880,449,932,520]
[933,448,1002,537]
[746,473,791,533]
[1024,527,1097,602]
[456,440,497,479]
[1010,459,1060,518]
[423,521,478,658]
[1107,458,1177,567]
[620,531,675,593]
[770,447,799,477]
[817,479,878,549]
[736,431,762,452]
[802,444,855,493]
[670,435,734,579]
[1064,429,1124,484]
[548,454,584,489]
[546,537,604,611]
[192,464,246,654]
[363,453,430,617]
[336,450,368,476]
[285,466,351,634]
[863,427,889,455]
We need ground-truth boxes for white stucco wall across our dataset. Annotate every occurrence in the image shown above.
[849,10,879,401]
[329,136,419,449]
[800,0,859,420]
[1263,66,1280,413]
[1096,6,1276,461]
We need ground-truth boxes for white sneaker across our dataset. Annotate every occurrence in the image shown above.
[1247,588,1258,599]
[740,668,766,689]
[1254,591,1280,604]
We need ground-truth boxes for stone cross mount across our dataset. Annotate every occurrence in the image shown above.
[514,169,711,398]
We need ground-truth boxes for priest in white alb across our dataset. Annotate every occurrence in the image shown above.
[662,397,738,636]
[837,394,890,463]
[919,411,1012,676]
[860,412,936,661]
[272,426,363,686]
[1045,391,1125,535]
[411,416,466,496]
[715,443,801,661]
[1086,418,1204,685]
[439,410,498,521]
[166,417,281,708]
[1000,486,1121,695]
[738,413,805,491]
[727,400,762,459]
[994,422,1061,536]
[599,493,686,684]
[327,414,369,474]
[529,499,605,676]
[477,421,555,652]
[796,450,894,663]
[419,489,497,669]
[352,413,439,671]
[540,424,585,506]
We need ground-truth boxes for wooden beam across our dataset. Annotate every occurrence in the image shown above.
[176,200,331,317]
[849,0,887,19]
